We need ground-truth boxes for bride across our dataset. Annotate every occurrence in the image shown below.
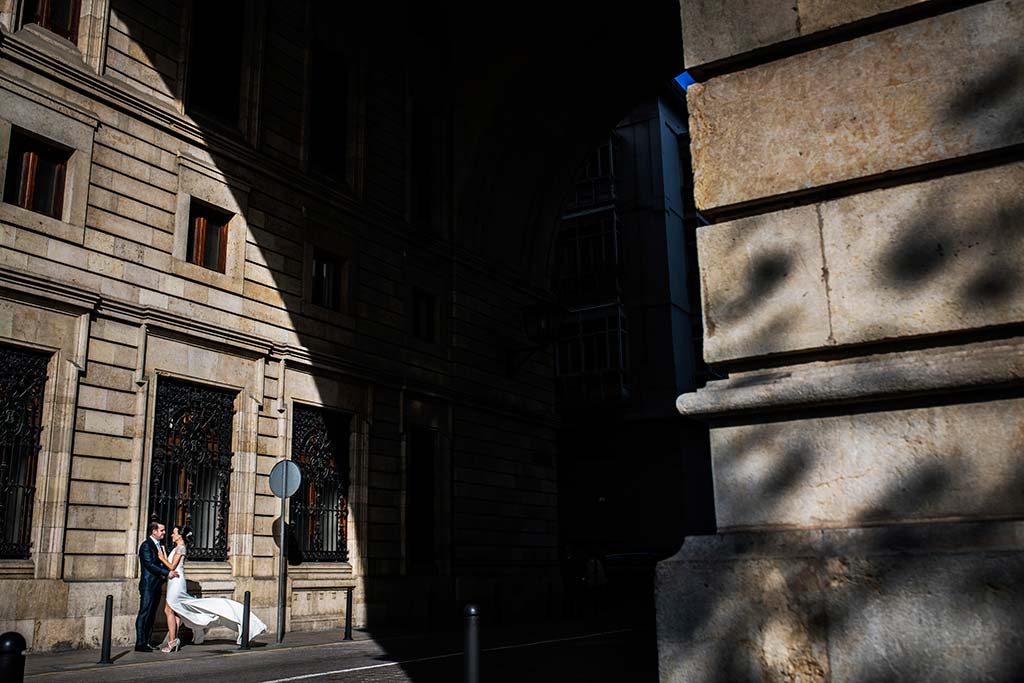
[158,525,267,652]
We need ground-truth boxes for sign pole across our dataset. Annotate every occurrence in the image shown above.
[269,459,300,645]
[277,464,288,643]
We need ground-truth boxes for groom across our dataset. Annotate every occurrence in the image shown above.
[135,520,179,652]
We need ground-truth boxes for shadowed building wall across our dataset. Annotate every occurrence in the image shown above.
[553,86,713,623]
[0,0,683,651]
[660,1,1024,680]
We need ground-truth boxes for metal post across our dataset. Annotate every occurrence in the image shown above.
[343,587,354,641]
[277,466,288,643]
[463,603,479,683]
[98,595,113,664]
[239,591,251,650]
[0,632,26,683]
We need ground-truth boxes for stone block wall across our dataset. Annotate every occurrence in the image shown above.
[0,0,560,650]
[661,0,1024,680]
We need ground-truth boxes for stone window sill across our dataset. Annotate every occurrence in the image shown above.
[0,558,35,579]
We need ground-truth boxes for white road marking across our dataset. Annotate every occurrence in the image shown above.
[258,628,636,682]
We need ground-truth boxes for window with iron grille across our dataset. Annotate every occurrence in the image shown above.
[555,306,630,403]
[3,128,71,220]
[186,199,231,273]
[554,208,621,304]
[290,405,351,562]
[20,0,80,43]
[0,346,49,559]
[148,379,235,561]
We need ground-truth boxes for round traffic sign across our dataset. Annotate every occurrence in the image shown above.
[269,460,301,498]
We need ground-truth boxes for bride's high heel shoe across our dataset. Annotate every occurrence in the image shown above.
[161,638,180,653]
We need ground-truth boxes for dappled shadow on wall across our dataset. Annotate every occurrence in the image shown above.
[664,51,1024,681]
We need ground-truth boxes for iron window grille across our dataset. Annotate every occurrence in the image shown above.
[0,346,49,559]
[148,378,236,561]
[3,128,71,220]
[290,405,351,563]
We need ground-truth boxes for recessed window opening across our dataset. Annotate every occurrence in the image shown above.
[0,345,49,559]
[185,1,244,128]
[406,425,438,574]
[308,36,348,178]
[312,251,347,311]
[411,288,437,343]
[3,128,71,219]
[290,405,351,563]
[21,0,81,43]
[186,199,232,273]
[148,378,235,562]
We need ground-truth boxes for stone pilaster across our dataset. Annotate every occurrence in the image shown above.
[660,1,1024,680]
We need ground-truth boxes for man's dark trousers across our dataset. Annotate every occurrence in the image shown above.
[136,539,169,647]
[136,586,162,646]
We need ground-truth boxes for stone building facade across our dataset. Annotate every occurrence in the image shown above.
[660,1,1024,680]
[0,0,564,650]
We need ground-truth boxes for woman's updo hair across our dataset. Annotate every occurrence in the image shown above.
[180,525,195,546]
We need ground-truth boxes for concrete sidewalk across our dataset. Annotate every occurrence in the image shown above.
[24,626,379,678]
[21,619,654,682]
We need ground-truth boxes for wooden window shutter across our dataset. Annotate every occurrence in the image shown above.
[217,221,229,273]
[192,215,208,266]
[18,151,38,209]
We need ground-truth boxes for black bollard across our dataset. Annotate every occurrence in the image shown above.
[343,587,353,641]
[463,603,479,683]
[98,595,113,664]
[239,591,251,650]
[0,631,27,683]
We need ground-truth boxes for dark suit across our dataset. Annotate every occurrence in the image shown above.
[136,538,169,647]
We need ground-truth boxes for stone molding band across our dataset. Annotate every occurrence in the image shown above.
[678,337,1024,418]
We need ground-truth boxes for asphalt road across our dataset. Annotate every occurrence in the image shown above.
[25,624,658,683]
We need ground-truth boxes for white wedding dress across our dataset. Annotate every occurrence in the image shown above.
[165,546,267,645]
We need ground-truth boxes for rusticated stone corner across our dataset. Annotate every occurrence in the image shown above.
[688,1,1024,211]
[657,522,1024,682]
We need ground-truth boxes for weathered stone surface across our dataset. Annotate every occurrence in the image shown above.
[682,0,929,68]
[798,0,929,34]
[688,1,1024,210]
[710,397,1024,530]
[693,163,1024,362]
[658,549,829,681]
[679,337,1024,416]
[681,0,798,69]
[657,522,1024,683]
[822,163,1024,344]
[697,205,830,363]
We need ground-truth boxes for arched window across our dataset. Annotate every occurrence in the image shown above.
[0,346,49,559]
[148,379,235,561]
[290,405,351,562]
